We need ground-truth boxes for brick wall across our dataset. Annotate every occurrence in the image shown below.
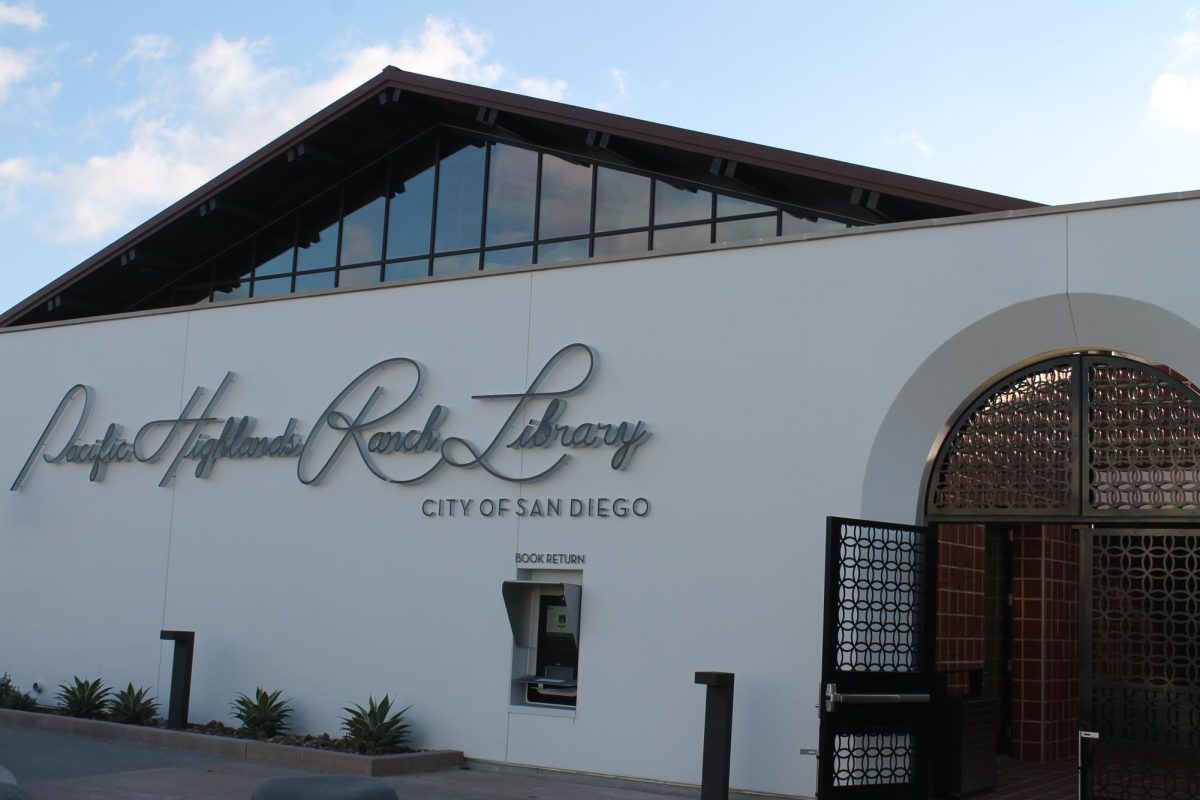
[1011,523,1079,762]
[937,523,986,691]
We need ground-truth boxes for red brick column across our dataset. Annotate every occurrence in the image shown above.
[936,524,986,691]
[1011,523,1079,762]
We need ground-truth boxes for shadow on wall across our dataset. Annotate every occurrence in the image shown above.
[860,293,1200,524]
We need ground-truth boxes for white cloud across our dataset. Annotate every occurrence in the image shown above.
[17,16,571,245]
[0,2,44,30]
[515,76,567,101]
[609,68,628,98]
[0,47,31,102]
[1149,72,1200,133]
[1149,14,1200,134]
[118,34,175,67]
[887,130,936,158]
[0,156,47,214]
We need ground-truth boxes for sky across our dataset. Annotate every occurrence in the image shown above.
[1,1,1199,313]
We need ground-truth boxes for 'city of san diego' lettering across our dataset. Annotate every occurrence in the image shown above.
[11,343,651,490]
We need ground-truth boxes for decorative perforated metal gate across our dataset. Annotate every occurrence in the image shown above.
[1080,529,1200,799]
[817,517,937,799]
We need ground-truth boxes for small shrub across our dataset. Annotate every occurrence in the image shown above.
[340,694,411,755]
[231,688,292,738]
[109,683,158,725]
[56,677,111,719]
[0,673,36,711]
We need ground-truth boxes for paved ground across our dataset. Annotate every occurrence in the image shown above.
[0,728,680,800]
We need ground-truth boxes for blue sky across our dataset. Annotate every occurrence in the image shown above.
[2,1,1199,313]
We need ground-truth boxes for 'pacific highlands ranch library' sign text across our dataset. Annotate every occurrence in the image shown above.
[11,344,651,493]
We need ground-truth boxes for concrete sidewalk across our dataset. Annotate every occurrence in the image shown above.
[0,728,681,800]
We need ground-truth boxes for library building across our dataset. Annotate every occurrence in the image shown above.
[1,67,1198,799]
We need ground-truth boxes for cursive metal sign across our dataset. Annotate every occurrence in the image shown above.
[11,343,651,490]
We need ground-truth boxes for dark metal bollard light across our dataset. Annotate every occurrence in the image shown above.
[160,630,195,730]
[694,671,734,800]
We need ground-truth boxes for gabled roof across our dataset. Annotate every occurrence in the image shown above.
[1,67,1039,328]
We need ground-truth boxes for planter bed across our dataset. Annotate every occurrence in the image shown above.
[0,708,462,776]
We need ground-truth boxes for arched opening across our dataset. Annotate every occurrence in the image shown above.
[922,351,1200,795]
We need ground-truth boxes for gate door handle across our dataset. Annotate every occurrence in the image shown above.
[824,682,931,713]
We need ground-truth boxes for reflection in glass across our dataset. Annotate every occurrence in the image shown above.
[652,223,711,252]
[486,144,537,246]
[387,150,435,259]
[340,167,386,265]
[296,191,341,271]
[595,167,650,232]
[537,238,588,264]
[484,246,534,270]
[338,264,382,288]
[295,270,336,293]
[385,259,429,282]
[209,245,252,301]
[716,216,777,244]
[254,220,295,276]
[593,232,648,258]
[252,276,292,297]
[211,280,249,302]
[782,212,847,236]
[434,139,486,253]
[433,252,480,276]
[717,194,774,217]
[539,154,591,239]
[655,182,712,225]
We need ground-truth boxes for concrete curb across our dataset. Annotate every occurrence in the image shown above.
[0,708,462,776]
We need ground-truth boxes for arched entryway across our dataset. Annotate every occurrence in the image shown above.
[924,351,1200,797]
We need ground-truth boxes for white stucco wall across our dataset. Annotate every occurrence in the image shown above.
[1,193,1198,796]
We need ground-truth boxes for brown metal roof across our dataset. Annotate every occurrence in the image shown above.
[0,67,1039,328]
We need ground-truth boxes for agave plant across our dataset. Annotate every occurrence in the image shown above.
[108,683,159,725]
[340,694,411,755]
[231,688,292,738]
[56,676,111,719]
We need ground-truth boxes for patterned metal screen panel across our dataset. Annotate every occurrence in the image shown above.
[929,363,1075,514]
[1089,532,1200,748]
[929,354,1200,519]
[831,732,914,787]
[835,523,925,673]
[1088,361,1200,513]
[1084,739,1200,800]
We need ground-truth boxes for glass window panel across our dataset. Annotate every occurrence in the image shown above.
[338,264,382,288]
[717,194,774,217]
[384,259,429,282]
[433,252,480,276]
[295,270,336,293]
[484,246,534,270]
[340,166,387,266]
[486,143,537,246]
[387,139,436,259]
[537,238,588,264]
[252,276,292,298]
[538,154,591,240]
[782,212,849,236]
[716,216,777,244]
[652,223,711,252]
[593,232,648,258]
[296,191,341,272]
[213,271,251,302]
[254,219,295,276]
[434,138,486,253]
[209,245,251,300]
[595,167,650,232]
[655,182,712,225]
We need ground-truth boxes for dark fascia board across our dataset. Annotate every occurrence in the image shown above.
[1,66,1040,327]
